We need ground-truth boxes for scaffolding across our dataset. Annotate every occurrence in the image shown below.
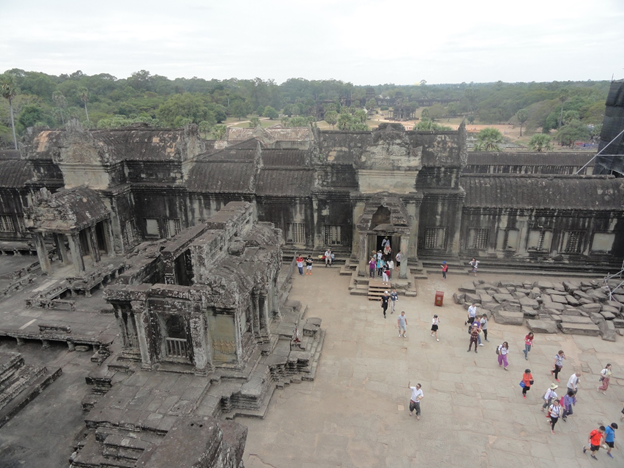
[603,259,624,301]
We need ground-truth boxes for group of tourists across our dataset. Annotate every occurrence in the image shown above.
[369,242,401,282]
[295,255,314,276]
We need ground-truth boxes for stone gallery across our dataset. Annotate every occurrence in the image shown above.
[0,80,623,466]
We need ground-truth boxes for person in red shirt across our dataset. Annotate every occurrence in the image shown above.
[523,332,534,360]
[583,426,606,460]
[521,369,534,399]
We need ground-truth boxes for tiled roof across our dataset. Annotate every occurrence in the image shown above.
[462,175,624,210]
[256,168,315,196]
[186,161,256,193]
[0,160,34,188]
[262,149,308,167]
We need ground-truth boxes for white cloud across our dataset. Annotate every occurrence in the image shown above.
[1,0,623,84]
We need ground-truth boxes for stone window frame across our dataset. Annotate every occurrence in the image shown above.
[468,228,489,250]
[496,228,520,251]
[0,215,15,232]
[563,230,584,254]
[424,227,446,250]
[286,223,306,245]
[144,218,160,238]
[526,229,553,252]
[167,218,181,238]
[324,225,343,246]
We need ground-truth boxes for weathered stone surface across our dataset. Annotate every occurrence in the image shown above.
[542,301,565,311]
[529,287,541,299]
[559,322,601,336]
[550,294,568,304]
[464,293,481,304]
[600,311,616,320]
[519,297,539,309]
[493,293,514,304]
[496,287,511,294]
[588,290,607,302]
[453,292,464,304]
[581,303,602,314]
[565,295,580,306]
[535,280,555,290]
[613,319,624,329]
[544,289,565,296]
[458,282,477,293]
[573,290,591,300]
[579,298,594,305]
[561,309,584,317]
[599,320,617,341]
[563,281,579,292]
[493,310,524,325]
[526,319,558,334]
[479,293,495,305]
[605,301,622,312]
[590,312,604,324]
[560,315,594,325]
[515,288,531,296]
[521,306,539,318]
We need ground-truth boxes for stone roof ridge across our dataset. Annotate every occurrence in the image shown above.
[463,173,614,180]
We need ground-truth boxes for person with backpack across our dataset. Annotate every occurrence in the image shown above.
[390,289,398,314]
[497,341,509,370]
[561,389,576,422]
[541,383,558,412]
[521,369,534,399]
[547,398,562,434]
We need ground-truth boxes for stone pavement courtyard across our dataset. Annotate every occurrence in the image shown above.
[243,268,624,468]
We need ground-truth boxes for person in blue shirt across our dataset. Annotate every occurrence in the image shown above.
[604,422,618,458]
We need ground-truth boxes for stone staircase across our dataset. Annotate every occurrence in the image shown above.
[0,351,62,428]
[367,279,392,301]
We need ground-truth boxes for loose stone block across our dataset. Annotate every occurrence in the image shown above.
[559,322,601,336]
[599,320,617,341]
[542,301,565,311]
[521,306,538,318]
[493,310,524,325]
[512,291,527,299]
[453,292,465,304]
[600,311,616,320]
[613,319,624,329]
[581,303,602,314]
[480,293,495,305]
[526,319,558,334]
[529,287,541,300]
[493,293,515,303]
[519,297,539,309]
[464,293,481,304]
[550,295,568,304]
[565,295,580,306]
[535,280,555,290]
[605,300,622,312]
[458,282,477,293]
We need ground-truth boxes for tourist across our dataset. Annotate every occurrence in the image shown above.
[324,248,332,267]
[469,258,479,276]
[376,250,383,262]
[480,314,489,342]
[305,255,313,276]
[567,371,581,396]
[368,257,376,278]
[466,303,477,326]
[407,382,423,420]
[583,426,606,460]
[296,255,304,275]
[561,389,576,421]
[548,398,561,434]
[430,314,440,341]
[523,332,534,361]
[376,255,384,277]
[551,350,566,382]
[604,422,618,458]
[441,261,448,280]
[597,363,612,394]
[382,236,391,258]
[541,383,558,412]
[382,264,390,282]
[395,251,402,267]
[467,323,480,353]
[497,342,509,370]
[390,289,398,314]
[397,311,407,338]
[388,258,395,276]
[521,369,533,399]
[380,291,389,319]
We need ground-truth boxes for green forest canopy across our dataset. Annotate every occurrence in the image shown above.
[0,68,610,147]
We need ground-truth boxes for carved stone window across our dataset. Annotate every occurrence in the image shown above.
[468,228,489,250]
[145,218,160,237]
[0,215,14,232]
[286,223,305,245]
[324,225,342,246]
[424,228,445,249]
[563,231,584,253]
[591,233,615,253]
[167,219,181,238]
[527,230,552,252]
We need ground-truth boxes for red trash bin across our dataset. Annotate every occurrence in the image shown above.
[434,291,444,307]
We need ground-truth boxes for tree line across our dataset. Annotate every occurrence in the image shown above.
[0,69,610,148]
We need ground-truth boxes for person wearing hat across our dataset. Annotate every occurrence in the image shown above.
[380,291,390,319]
[441,261,448,280]
[467,322,480,353]
[604,422,618,458]
[541,383,558,412]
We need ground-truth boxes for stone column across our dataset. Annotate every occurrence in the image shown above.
[358,232,368,277]
[399,236,409,279]
[131,301,152,369]
[87,226,101,264]
[102,220,114,257]
[189,313,210,374]
[34,232,51,275]
[252,293,260,338]
[55,234,70,265]
[68,233,85,273]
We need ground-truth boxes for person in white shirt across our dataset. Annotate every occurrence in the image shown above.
[466,303,477,326]
[407,382,424,420]
[324,249,332,267]
[542,383,558,411]
[567,372,581,395]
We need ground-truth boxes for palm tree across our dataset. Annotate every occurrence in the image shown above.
[516,109,529,137]
[0,75,18,149]
[78,87,90,123]
[52,90,67,125]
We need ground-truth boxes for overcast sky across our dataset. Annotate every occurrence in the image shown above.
[1,0,623,85]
